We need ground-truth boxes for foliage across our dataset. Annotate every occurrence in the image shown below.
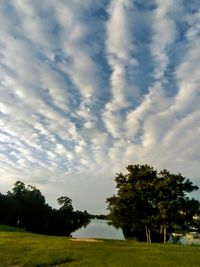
[90,214,109,220]
[1,229,200,267]
[0,181,90,236]
[107,164,200,243]
[57,196,73,211]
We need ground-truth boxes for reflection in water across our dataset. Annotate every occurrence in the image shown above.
[72,220,200,245]
[72,219,125,240]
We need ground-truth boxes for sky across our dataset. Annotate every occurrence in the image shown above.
[0,0,200,214]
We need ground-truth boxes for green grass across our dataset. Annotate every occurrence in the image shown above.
[0,226,200,267]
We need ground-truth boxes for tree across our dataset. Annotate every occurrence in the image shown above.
[153,170,199,242]
[107,165,157,242]
[0,181,90,236]
[0,193,20,226]
[11,181,26,198]
[107,164,199,243]
[57,196,73,212]
[7,181,47,231]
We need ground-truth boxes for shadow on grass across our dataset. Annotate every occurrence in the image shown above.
[28,256,75,267]
[0,225,25,232]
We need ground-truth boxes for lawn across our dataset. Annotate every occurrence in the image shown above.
[0,225,200,267]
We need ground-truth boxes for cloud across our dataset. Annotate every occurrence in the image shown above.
[0,0,200,213]
[150,0,178,81]
[102,0,140,139]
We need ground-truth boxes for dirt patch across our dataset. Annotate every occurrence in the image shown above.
[69,238,103,243]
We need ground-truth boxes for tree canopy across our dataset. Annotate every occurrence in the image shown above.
[107,164,200,243]
[0,181,90,236]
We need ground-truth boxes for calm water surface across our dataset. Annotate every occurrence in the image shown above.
[72,219,125,240]
[72,220,200,244]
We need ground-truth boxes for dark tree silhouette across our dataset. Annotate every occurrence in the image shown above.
[0,181,90,236]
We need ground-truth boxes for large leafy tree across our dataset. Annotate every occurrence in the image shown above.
[107,164,199,243]
[153,170,199,242]
[7,181,47,231]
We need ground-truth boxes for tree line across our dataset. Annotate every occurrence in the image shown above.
[0,181,90,236]
[107,164,200,243]
[1,164,200,243]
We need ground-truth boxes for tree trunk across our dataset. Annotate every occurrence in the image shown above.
[145,225,149,243]
[145,225,150,243]
[148,227,151,243]
[145,226,151,243]
[163,225,167,243]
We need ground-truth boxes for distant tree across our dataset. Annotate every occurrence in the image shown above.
[107,164,199,243]
[11,181,26,198]
[57,196,73,212]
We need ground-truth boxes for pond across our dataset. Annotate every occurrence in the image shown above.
[72,219,125,240]
[72,220,200,245]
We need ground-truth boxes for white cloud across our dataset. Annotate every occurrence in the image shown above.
[102,0,139,139]
[0,0,200,213]
[106,0,137,105]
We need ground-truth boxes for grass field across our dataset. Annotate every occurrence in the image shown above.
[0,225,200,267]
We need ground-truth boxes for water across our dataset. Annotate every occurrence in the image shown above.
[72,219,125,240]
[72,221,200,244]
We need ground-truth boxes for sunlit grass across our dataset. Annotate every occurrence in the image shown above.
[0,226,200,266]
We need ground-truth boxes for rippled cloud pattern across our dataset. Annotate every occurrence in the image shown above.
[0,0,200,212]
